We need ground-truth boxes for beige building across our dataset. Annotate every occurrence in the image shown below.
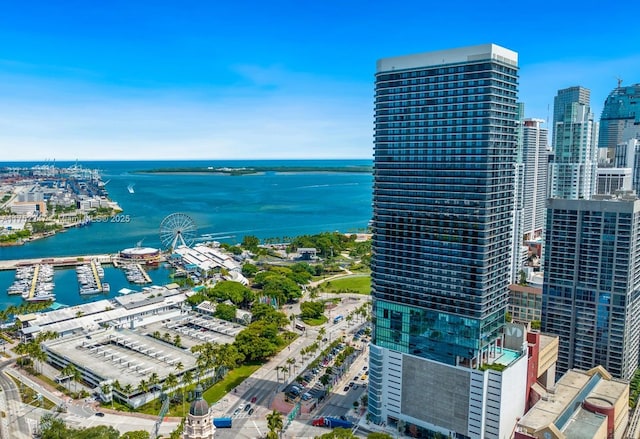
[184,385,215,439]
[514,366,629,439]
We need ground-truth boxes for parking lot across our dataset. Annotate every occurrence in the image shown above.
[144,312,241,349]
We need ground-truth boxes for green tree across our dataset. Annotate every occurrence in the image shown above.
[266,409,283,439]
[214,303,237,322]
[121,431,151,439]
[263,275,302,304]
[242,235,260,251]
[241,263,259,277]
[367,433,394,439]
[233,321,281,361]
[250,303,289,327]
[211,280,254,305]
[319,373,332,388]
[315,428,359,438]
[300,301,325,319]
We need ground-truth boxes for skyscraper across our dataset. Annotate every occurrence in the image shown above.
[599,83,640,158]
[553,86,590,130]
[521,118,549,240]
[549,86,598,200]
[512,113,549,283]
[542,196,640,380]
[370,44,527,439]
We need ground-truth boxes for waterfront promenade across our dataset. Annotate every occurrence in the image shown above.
[0,254,114,271]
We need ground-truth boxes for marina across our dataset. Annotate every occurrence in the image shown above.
[25,264,55,302]
[76,259,107,295]
[122,263,152,284]
[6,264,56,302]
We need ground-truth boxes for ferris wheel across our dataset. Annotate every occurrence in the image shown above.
[159,213,197,250]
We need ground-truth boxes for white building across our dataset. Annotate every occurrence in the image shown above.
[549,86,598,200]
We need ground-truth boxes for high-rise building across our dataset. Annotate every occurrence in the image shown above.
[512,113,548,283]
[542,196,640,380]
[548,86,598,200]
[369,44,527,439]
[521,118,549,240]
[553,86,590,130]
[599,83,640,158]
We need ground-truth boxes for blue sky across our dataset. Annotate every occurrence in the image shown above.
[1,0,639,161]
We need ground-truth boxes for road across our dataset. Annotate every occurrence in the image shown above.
[0,282,370,438]
[0,360,30,439]
[0,359,179,437]
[213,294,371,439]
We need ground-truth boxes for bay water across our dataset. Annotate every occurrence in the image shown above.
[0,159,372,311]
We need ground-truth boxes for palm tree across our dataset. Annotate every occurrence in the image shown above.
[72,367,81,395]
[319,373,331,388]
[29,342,47,375]
[280,366,289,385]
[173,334,182,348]
[101,383,114,408]
[152,330,161,340]
[60,364,73,391]
[286,357,295,376]
[149,372,160,399]
[266,409,283,439]
[137,379,149,400]
[164,373,179,407]
[181,370,194,417]
[123,383,134,404]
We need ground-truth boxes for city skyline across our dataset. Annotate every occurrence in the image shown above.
[1,0,639,161]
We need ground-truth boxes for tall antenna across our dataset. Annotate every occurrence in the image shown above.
[617,77,623,88]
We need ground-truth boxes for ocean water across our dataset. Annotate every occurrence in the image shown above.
[0,159,373,310]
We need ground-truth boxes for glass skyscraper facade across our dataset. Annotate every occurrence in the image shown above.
[599,84,640,156]
[369,46,520,438]
[372,44,518,366]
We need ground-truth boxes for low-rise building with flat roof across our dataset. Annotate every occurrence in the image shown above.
[515,366,629,439]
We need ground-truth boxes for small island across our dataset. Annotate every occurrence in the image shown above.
[137,165,372,176]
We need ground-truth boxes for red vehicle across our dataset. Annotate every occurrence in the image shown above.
[312,417,325,427]
[251,396,257,403]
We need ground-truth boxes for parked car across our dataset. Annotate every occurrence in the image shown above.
[95,412,105,417]
[343,386,350,392]
[244,404,251,412]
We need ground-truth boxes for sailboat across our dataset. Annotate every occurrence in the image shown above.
[127,184,135,194]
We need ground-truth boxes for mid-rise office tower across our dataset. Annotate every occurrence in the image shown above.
[370,44,527,439]
[599,83,640,159]
[542,196,640,380]
[549,86,598,200]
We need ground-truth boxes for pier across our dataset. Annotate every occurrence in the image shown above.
[27,264,40,300]
[122,263,152,284]
[90,259,103,291]
[0,254,113,271]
